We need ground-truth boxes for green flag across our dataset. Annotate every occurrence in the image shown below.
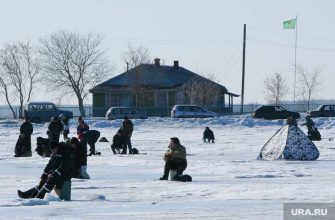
[283,18,296,29]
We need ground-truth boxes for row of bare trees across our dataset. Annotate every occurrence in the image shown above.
[264,65,323,110]
[0,31,110,118]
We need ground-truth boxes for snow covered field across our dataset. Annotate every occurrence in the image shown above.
[0,116,334,220]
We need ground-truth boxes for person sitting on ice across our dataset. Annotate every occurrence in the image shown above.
[203,127,215,143]
[14,117,33,157]
[17,140,74,199]
[111,129,126,154]
[302,115,321,140]
[68,137,90,179]
[159,137,187,180]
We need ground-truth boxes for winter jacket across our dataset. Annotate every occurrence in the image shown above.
[62,118,70,131]
[112,134,126,148]
[121,120,133,137]
[20,121,33,137]
[41,143,74,180]
[77,123,89,141]
[165,144,187,161]
[48,121,64,141]
[70,142,87,168]
[302,118,315,131]
[203,128,215,140]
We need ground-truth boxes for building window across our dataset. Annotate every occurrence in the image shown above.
[107,93,118,107]
[156,91,167,107]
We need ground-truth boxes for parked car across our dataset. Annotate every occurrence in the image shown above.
[308,104,335,118]
[171,105,219,118]
[105,107,148,120]
[24,101,73,123]
[252,105,300,120]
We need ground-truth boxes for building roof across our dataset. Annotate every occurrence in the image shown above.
[90,61,238,96]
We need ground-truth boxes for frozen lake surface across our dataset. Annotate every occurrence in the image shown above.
[0,116,334,219]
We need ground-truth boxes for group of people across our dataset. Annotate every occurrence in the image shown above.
[16,113,324,199]
[111,116,134,154]
[18,137,89,199]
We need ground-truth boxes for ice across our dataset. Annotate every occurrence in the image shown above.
[0,116,334,219]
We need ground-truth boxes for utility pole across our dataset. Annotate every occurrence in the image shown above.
[241,24,246,113]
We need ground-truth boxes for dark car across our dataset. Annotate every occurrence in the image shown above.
[252,105,300,120]
[24,102,73,123]
[308,104,335,118]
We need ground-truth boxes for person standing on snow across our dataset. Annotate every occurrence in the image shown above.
[47,116,64,143]
[60,114,70,141]
[14,117,33,157]
[77,116,89,142]
[159,137,187,180]
[120,116,133,154]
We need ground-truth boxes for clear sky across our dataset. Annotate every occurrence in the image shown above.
[0,0,334,105]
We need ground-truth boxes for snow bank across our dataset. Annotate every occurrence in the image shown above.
[2,115,334,130]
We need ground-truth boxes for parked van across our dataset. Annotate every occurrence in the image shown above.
[24,101,73,123]
[171,105,219,118]
[105,107,148,120]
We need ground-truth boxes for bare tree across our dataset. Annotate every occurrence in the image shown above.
[122,44,151,70]
[0,42,40,118]
[297,65,323,110]
[39,31,110,116]
[183,73,221,106]
[264,72,288,105]
[0,75,17,118]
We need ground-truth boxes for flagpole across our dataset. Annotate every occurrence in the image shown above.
[294,15,297,104]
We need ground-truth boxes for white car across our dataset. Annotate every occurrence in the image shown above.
[171,105,219,118]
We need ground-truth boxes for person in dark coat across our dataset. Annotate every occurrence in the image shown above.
[203,127,215,143]
[18,141,74,199]
[111,129,126,154]
[77,116,89,142]
[77,117,100,156]
[83,130,101,156]
[120,116,133,154]
[60,114,70,141]
[68,137,90,179]
[14,117,33,157]
[159,137,187,180]
[47,116,64,143]
[302,115,320,140]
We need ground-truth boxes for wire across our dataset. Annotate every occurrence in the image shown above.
[249,26,335,42]
[248,38,335,53]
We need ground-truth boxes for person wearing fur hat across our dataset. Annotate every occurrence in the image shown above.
[17,140,74,199]
[159,137,187,180]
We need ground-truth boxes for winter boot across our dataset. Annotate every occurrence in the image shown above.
[17,187,39,199]
[35,187,49,199]
[159,175,168,180]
